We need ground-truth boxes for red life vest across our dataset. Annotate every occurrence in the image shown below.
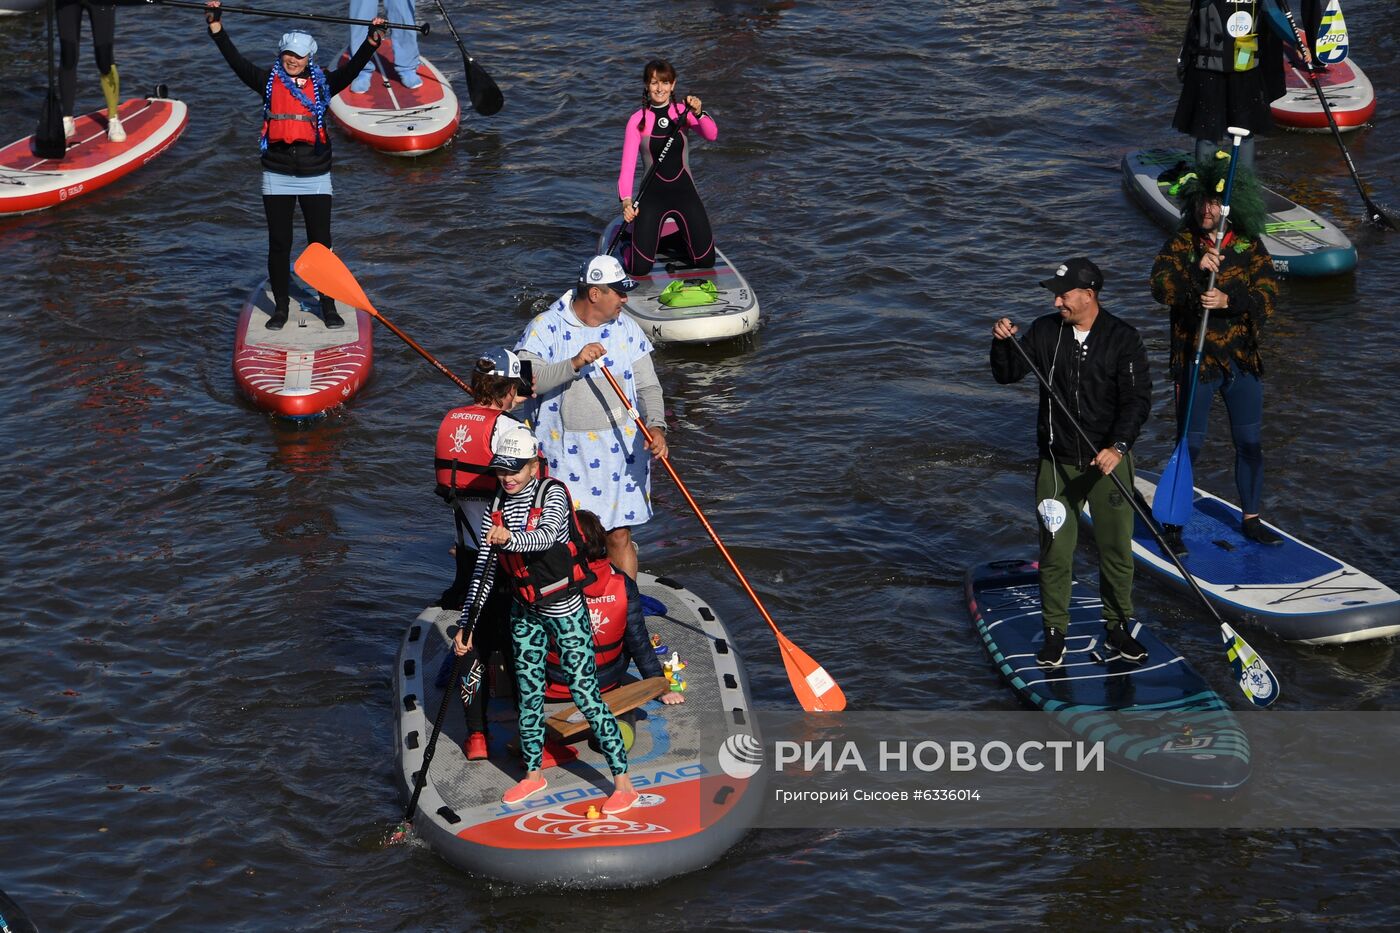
[545,558,628,699]
[434,406,506,497]
[491,478,596,606]
[262,73,327,147]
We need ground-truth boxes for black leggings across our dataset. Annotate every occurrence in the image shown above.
[58,0,116,116]
[460,581,515,733]
[624,172,715,276]
[263,193,335,315]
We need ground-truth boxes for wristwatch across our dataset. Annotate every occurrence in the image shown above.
[1112,442,1130,456]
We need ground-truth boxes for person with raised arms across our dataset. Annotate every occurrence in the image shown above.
[991,258,1153,669]
[617,58,719,276]
[515,255,669,580]
[451,424,639,813]
[204,0,385,330]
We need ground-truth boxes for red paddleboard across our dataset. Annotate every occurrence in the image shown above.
[0,95,187,215]
[233,280,374,419]
[1271,58,1376,132]
[329,38,460,156]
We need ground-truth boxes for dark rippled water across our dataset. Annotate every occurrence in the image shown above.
[3,0,1399,929]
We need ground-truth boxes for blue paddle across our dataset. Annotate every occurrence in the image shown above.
[1152,126,1250,529]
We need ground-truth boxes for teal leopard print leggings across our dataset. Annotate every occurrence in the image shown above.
[511,601,628,775]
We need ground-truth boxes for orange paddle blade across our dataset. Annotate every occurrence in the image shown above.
[293,243,380,317]
[777,634,847,712]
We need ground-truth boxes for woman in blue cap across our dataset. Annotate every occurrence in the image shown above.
[204,0,386,330]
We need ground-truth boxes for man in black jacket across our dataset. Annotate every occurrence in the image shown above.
[991,258,1153,668]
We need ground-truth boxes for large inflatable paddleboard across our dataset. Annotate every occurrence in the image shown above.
[394,572,763,886]
[1081,471,1400,645]
[966,559,1250,795]
[329,39,460,156]
[1272,58,1376,132]
[232,280,373,420]
[1121,148,1356,278]
[0,94,187,216]
[599,218,760,345]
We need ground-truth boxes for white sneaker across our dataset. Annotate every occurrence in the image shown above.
[63,116,76,139]
[107,116,126,144]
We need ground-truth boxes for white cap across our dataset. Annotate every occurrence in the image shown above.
[489,423,540,472]
[279,31,318,59]
[578,255,636,292]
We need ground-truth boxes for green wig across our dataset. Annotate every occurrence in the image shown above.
[1174,149,1267,240]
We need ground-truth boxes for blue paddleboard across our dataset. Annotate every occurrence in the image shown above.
[1121,148,1357,278]
[1084,471,1400,645]
[966,559,1250,795]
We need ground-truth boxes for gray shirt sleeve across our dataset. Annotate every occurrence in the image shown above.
[519,350,576,397]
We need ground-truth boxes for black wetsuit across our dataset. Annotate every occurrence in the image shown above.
[619,101,717,276]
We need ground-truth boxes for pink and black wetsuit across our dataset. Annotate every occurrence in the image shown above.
[617,100,718,276]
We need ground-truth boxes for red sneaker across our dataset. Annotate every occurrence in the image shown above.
[502,775,548,805]
[602,786,639,815]
[464,732,488,760]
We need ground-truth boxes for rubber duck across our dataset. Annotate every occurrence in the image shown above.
[667,651,686,671]
[585,804,602,820]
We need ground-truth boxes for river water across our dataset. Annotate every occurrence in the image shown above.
[3,0,1399,929]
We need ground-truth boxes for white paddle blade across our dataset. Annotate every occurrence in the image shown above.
[1221,623,1279,708]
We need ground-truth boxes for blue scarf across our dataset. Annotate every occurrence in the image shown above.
[261,60,329,151]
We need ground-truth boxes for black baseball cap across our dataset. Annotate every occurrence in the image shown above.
[1040,258,1104,295]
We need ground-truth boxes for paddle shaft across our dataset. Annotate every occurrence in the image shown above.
[402,553,492,824]
[428,0,503,116]
[1177,128,1248,443]
[596,368,777,631]
[604,99,692,257]
[373,310,478,399]
[595,366,842,711]
[150,0,430,34]
[1002,334,1233,629]
[1277,4,1395,229]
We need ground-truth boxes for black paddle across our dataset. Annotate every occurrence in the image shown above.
[1277,3,1396,230]
[32,0,66,160]
[147,0,430,34]
[604,97,692,258]
[389,551,494,843]
[430,0,502,116]
[996,328,1280,707]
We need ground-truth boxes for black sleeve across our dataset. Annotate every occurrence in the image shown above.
[1109,325,1152,448]
[326,39,380,96]
[990,332,1031,384]
[621,573,664,680]
[210,28,270,95]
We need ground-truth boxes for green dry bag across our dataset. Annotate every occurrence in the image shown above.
[657,279,719,307]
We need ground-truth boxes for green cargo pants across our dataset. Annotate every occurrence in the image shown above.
[1035,456,1136,634]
